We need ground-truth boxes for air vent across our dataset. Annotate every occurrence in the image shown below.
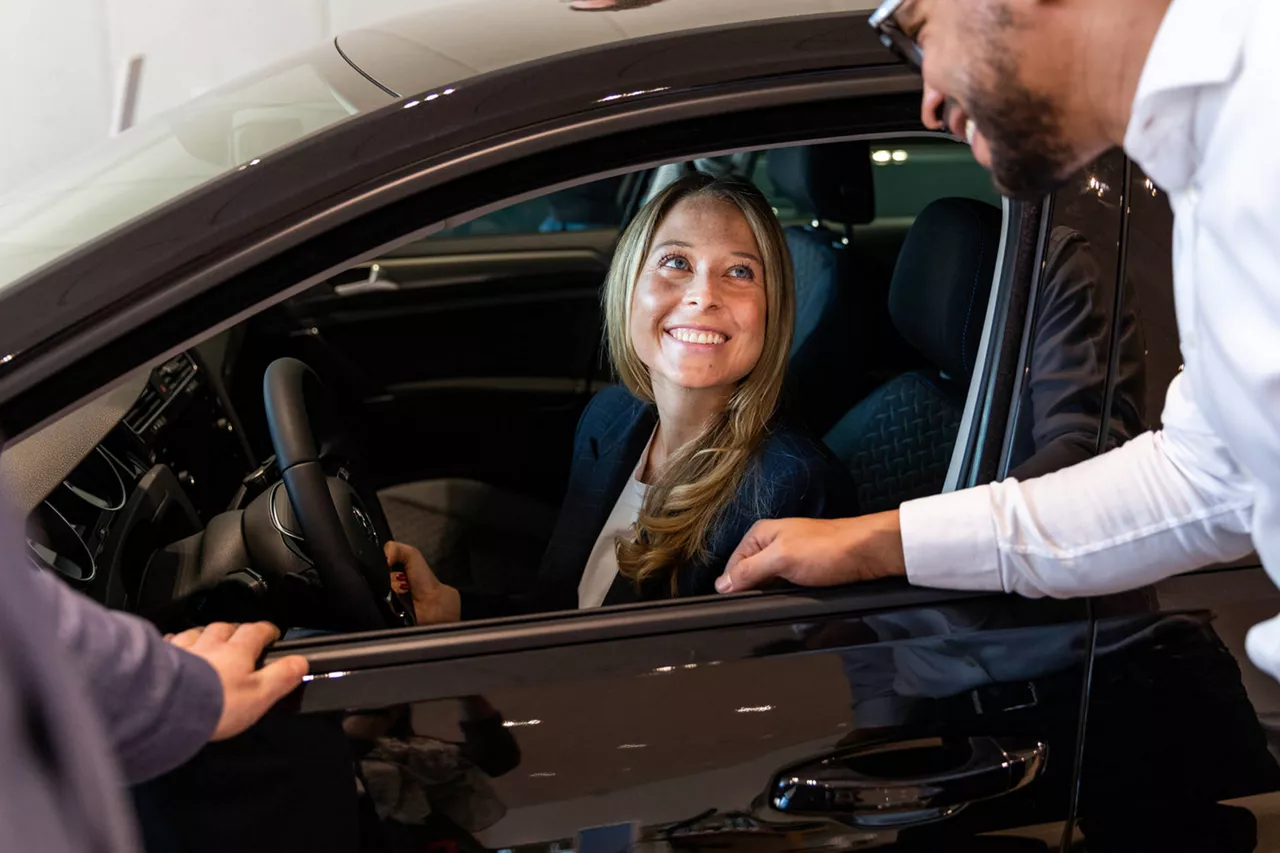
[123,354,197,435]
[123,384,164,433]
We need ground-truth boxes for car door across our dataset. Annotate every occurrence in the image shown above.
[1068,162,1280,851]
[129,183,1102,853]
[137,594,1095,853]
[226,175,648,503]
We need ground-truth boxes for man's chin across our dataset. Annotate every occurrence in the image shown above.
[989,161,1077,202]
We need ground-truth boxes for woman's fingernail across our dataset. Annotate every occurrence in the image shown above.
[715,575,732,593]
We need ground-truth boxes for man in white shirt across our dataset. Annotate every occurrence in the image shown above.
[716,0,1280,680]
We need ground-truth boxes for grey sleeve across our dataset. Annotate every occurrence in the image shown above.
[34,569,224,783]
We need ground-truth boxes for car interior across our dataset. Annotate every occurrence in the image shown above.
[7,135,1006,636]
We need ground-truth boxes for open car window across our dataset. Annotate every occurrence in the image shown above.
[175,135,1014,638]
[427,176,636,239]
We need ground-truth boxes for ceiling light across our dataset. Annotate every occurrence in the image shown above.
[872,149,892,164]
[736,705,774,714]
[891,150,908,162]
[502,719,541,727]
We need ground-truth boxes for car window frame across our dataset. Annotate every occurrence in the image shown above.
[995,151,1130,480]
[1,77,1050,691]
[0,74,924,435]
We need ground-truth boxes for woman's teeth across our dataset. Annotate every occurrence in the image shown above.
[669,328,727,345]
[965,118,977,146]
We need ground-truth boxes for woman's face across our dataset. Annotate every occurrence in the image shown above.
[630,195,768,397]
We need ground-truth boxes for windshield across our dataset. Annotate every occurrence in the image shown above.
[0,45,391,296]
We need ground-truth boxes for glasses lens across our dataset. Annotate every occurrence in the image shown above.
[878,27,923,73]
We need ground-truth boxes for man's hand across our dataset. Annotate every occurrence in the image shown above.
[715,511,908,593]
[166,622,308,742]
[385,541,461,625]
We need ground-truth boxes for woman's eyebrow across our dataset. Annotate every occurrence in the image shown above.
[651,240,761,265]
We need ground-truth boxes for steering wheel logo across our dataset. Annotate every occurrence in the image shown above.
[350,504,379,548]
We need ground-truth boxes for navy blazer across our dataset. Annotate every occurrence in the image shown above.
[528,385,859,611]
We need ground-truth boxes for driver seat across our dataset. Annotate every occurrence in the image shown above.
[824,197,1002,514]
[379,478,556,596]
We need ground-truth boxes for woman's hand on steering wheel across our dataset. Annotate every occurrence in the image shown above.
[385,541,461,625]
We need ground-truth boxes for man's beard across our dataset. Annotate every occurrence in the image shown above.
[968,58,1078,201]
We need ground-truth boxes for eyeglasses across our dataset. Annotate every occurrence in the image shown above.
[869,0,923,74]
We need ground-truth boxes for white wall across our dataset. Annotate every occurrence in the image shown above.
[0,0,454,194]
[0,0,114,193]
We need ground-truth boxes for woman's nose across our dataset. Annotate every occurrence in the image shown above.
[684,271,720,308]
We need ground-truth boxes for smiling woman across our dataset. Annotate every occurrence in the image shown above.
[387,173,859,622]
[604,175,805,594]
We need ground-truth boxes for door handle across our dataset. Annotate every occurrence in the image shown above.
[769,736,1046,828]
[334,263,401,296]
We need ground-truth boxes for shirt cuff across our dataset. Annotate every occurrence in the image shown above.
[900,486,1003,592]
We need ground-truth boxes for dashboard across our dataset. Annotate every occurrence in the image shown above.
[6,348,255,613]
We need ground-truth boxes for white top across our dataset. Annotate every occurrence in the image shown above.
[577,431,654,609]
[901,0,1280,678]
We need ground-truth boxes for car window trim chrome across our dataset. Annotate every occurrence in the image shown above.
[995,193,1054,480]
[271,581,984,676]
[944,196,1013,492]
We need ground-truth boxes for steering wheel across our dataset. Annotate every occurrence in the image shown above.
[262,358,410,632]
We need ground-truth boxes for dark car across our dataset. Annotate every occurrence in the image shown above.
[2,1,1279,851]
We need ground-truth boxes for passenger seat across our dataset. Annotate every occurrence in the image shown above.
[825,198,1003,514]
[766,142,876,435]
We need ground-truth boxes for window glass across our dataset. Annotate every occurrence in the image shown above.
[57,142,1012,659]
[750,138,1001,226]
[0,53,382,294]
[430,176,629,238]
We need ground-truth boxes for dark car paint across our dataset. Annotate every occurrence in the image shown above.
[0,9,1278,853]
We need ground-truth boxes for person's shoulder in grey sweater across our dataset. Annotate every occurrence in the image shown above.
[0,497,293,852]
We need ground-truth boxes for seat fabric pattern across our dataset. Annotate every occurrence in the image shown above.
[825,371,964,514]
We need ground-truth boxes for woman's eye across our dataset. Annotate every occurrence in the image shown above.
[728,265,756,281]
[659,254,691,271]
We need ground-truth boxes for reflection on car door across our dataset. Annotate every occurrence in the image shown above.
[1069,163,1280,851]
[135,591,1093,853]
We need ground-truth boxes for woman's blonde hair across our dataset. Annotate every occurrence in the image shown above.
[603,173,796,593]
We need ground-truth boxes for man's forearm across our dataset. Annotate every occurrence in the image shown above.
[902,429,1254,598]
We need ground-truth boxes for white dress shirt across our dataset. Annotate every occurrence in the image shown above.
[577,431,653,609]
[900,0,1280,678]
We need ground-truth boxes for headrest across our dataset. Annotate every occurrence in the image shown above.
[889,198,1004,380]
[767,142,875,225]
